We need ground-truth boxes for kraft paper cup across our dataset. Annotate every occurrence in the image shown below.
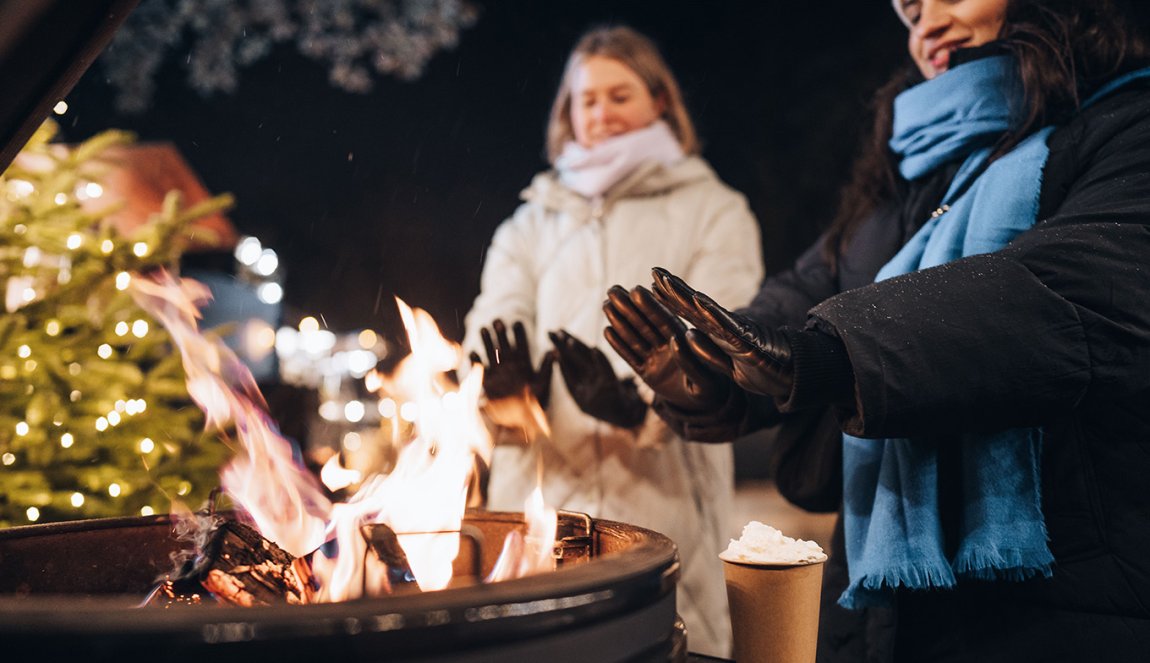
[721,557,824,663]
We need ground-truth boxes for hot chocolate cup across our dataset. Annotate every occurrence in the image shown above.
[720,556,824,663]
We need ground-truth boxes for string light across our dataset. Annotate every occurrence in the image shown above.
[257,282,283,304]
[23,360,36,372]
[22,246,42,267]
[177,481,192,496]
[108,483,122,497]
[115,271,131,290]
[343,431,363,451]
[69,390,81,402]
[9,182,33,201]
[15,421,29,436]
[52,100,68,115]
[101,239,115,254]
[139,437,155,453]
[45,320,61,336]
[115,321,129,336]
[318,400,341,422]
[132,242,149,257]
[358,329,378,349]
[54,193,67,205]
[17,345,31,358]
[400,402,419,423]
[344,400,365,423]
[95,417,109,432]
[299,316,320,333]
[97,344,113,359]
[107,411,121,426]
[347,350,377,377]
[378,397,397,418]
[26,507,40,522]
[68,363,82,376]
[253,248,279,276]
[140,506,155,516]
[235,236,262,265]
[70,492,85,507]
[66,233,82,250]
[131,320,149,337]
[60,433,74,448]
[2,453,15,466]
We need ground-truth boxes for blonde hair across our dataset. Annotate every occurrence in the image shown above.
[545,26,698,163]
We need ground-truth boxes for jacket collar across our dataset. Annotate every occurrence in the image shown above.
[521,155,715,218]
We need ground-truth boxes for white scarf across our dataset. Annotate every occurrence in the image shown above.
[555,120,684,199]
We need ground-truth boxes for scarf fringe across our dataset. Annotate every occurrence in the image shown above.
[953,547,1055,582]
[838,563,957,610]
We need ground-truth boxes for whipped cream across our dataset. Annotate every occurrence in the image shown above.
[720,521,828,565]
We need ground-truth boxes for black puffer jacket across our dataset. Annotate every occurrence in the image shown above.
[791,79,1150,661]
[709,78,1150,662]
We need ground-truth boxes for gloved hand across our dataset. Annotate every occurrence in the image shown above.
[650,266,795,398]
[602,284,733,412]
[470,319,556,407]
[548,329,648,429]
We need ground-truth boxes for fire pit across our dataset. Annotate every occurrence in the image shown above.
[0,509,685,662]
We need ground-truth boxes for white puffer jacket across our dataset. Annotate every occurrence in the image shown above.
[463,155,763,657]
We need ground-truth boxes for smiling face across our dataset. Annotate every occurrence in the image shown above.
[899,0,1009,78]
[569,55,665,148]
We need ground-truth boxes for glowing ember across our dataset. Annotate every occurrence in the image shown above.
[130,271,557,602]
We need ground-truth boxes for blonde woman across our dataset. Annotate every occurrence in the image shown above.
[464,26,763,657]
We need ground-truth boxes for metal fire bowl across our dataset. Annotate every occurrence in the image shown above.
[0,510,683,662]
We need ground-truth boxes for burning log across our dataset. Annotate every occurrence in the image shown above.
[361,523,420,595]
[146,519,313,607]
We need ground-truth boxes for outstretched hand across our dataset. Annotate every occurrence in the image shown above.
[548,329,647,429]
[650,267,795,398]
[470,319,556,407]
[602,284,732,411]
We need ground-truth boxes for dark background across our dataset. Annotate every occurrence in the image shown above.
[60,0,911,342]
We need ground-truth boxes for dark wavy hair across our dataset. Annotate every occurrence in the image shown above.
[823,0,1149,266]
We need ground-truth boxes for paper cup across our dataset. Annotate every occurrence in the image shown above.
[721,558,824,663]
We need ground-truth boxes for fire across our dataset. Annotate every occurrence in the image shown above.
[130,271,557,602]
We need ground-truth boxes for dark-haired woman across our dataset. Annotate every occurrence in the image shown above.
[604,1,1150,661]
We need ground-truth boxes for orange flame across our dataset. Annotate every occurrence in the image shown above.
[131,272,558,600]
[130,271,330,556]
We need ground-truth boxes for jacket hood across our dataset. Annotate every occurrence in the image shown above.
[521,155,718,217]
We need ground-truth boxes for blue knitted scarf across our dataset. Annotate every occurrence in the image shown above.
[840,56,1150,609]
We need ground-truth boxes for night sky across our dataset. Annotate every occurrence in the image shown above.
[57,1,1065,341]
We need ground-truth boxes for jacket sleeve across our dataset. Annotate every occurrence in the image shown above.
[807,103,1150,439]
[461,204,540,360]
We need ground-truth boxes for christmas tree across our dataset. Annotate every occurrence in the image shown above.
[0,121,234,527]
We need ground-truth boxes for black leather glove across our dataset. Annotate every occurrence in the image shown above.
[548,329,647,429]
[602,284,733,412]
[470,319,555,407]
[650,266,796,398]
